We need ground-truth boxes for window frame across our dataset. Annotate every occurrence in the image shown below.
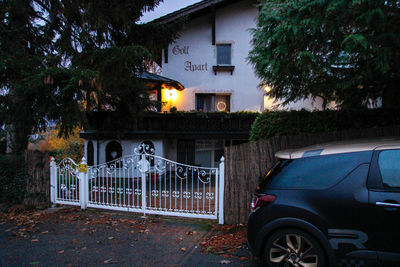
[262,151,372,190]
[195,93,231,112]
[216,44,232,65]
[105,140,123,168]
[368,149,400,192]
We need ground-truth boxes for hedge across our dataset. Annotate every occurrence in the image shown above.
[0,154,27,205]
[250,109,400,141]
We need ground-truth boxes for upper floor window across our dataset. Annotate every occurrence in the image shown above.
[217,44,231,65]
[196,94,230,112]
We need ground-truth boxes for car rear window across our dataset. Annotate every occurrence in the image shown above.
[259,151,372,190]
[378,149,400,188]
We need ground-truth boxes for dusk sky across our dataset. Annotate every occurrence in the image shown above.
[140,0,203,23]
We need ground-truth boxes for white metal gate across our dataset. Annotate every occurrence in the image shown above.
[50,145,225,224]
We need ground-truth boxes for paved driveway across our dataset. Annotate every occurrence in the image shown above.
[0,207,261,266]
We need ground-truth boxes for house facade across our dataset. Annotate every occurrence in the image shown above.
[157,0,324,113]
[81,0,323,168]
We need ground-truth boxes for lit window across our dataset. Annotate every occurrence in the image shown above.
[195,94,230,112]
[217,44,231,65]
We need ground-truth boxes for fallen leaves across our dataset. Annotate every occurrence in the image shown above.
[1,206,149,244]
[1,204,249,265]
[0,207,78,238]
[200,224,247,256]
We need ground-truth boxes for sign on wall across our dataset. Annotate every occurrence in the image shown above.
[172,45,189,55]
[171,45,208,72]
[185,61,208,72]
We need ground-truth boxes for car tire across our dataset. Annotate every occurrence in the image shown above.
[263,228,326,267]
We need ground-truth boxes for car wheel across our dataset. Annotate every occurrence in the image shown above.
[263,228,326,267]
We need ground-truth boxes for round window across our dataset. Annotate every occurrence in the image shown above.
[216,101,227,111]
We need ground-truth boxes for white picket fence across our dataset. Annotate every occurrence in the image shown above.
[50,150,225,224]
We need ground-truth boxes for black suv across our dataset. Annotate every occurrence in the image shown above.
[247,139,400,267]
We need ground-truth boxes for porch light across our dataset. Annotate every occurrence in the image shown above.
[165,89,178,101]
[264,85,272,93]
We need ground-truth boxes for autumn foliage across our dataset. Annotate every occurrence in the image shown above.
[200,224,247,258]
[28,127,84,163]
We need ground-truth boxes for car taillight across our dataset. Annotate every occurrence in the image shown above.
[251,194,276,212]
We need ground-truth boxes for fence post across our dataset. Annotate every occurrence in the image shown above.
[139,154,150,217]
[78,157,88,210]
[50,157,56,207]
[218,156,225,224]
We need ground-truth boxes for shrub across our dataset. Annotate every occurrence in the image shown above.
[250,108,400,141]
[0,154,27,204]
[28,127,84,163]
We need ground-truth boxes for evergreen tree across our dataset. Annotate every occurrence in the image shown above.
[249,0,400,109]
[1,0,181,153]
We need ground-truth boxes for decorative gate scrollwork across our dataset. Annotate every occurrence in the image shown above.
[51,145,225,223]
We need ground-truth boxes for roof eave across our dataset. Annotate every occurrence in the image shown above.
[151,0,231,24]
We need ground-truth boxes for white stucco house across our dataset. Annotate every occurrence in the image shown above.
[156,0,325,113]
[80,0,323,168]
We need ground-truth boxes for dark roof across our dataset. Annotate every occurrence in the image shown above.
[138,71,184,90]
[152,0,244,23]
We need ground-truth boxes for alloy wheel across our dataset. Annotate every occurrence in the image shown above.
[268,233,318,267]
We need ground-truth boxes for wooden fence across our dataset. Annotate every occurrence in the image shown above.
[24,150,50,208]
[223,125,400,224]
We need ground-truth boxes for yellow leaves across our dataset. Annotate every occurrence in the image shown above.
[28,126,84,162]
[47,127,83,152]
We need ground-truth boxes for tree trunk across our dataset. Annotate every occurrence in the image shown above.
[6,123,30,154]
